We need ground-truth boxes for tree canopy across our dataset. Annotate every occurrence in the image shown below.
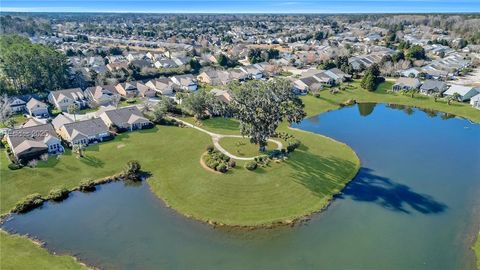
[228,79,306,151]
[0,35,70,94]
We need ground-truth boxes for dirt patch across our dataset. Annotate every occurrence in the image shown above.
[199,152,222,174]
[117,144,125,149]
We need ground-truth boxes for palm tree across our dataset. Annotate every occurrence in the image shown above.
[447,93,461,105]
[72,143,85,158]
[433,93,441,102]
[67,103,79,121]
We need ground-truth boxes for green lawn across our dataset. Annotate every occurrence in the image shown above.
[0,231,86,270]
[218,137,278,157]
[0,114,27,128]
[1,79,479,268]
[475,232,480,270]
[302,80,480,122]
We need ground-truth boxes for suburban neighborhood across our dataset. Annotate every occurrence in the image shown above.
[0,9,479,270]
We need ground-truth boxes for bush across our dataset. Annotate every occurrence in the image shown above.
[124,160,141,180]
[48,187,69,201]
[206,145,214,153]
[8,163,23,170]
[216,163,228,173]
[287,139,301,152]
[245,161,258,171]
[27,159,38,168]
[79,180,96,192]
[13,193,44,213]
[228,160,236,168]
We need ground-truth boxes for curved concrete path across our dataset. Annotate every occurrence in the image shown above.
[171,117,283,161]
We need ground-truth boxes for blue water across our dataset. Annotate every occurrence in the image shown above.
[2,103,480,269]
[1,0,479,13]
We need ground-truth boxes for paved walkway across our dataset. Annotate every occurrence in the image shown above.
[171,117,283,161]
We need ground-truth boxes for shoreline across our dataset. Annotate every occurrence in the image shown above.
[1,99,478,269]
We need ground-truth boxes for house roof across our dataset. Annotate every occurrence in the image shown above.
[50,88,86,103]
[7,124,59,156]
[420,80,447,91]
[394,77,421,88]
[52,114,74,130]
[100,106,150,126]
[444,85,478,96]
[85,85,117,100]
[26,98,48,110]
[62,118,109,141]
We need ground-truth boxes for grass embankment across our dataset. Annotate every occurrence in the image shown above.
[0,114,27,128]
[0,231,86,270]
[475,232,480,270]
[1,122,359,227]
[218,137,278,157]
[302,81,480,122]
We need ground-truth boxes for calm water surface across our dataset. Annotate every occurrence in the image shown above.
[3,104,480,270]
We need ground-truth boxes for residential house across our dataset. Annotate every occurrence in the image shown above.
[7,97,27,113]
[154,59,178,69]
[99,106,152,131]
[106,61,129,72]
[145,78,175,95]
[48,88,88,112]
[210,89,232,103]
[443,85,479,101]
[136,82,157,98]
[6,123,63,162]
[419,80,448,95]
[470,93,480,109]
[392,78,422,92]
[323,68,351,84]
[239,65,263,80]
[84,85,120,106]
[115,82,140,98]
[26,98,49,118]
[59,118,111,146]
[197,70,231,85]
[51,114,73,133]
[171,74,198,91]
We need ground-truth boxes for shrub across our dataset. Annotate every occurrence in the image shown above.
[245,161,258,171]
[228,160,236,168]
[79,180,96,192]
[8,163,23,170]
[216,163,228,173]
[48,187,69,201]
[124,160,141,180]
[206,145,214,153]
[27,159,38,168]
[13,193,44,213]
[40,153,49,161]
[287,139,301,152]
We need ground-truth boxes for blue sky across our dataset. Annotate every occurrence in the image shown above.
[1,0,479,13]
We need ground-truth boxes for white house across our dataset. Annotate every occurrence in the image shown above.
[443,85,479,102]
[171,74,198,91]
[26,98,49,118]
[48,88,88,111]
[470,93,480,109]
[7,97,26,113]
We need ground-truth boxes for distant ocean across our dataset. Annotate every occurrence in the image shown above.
[1,0,479,14]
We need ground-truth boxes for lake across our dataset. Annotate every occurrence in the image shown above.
[3,103,480,269]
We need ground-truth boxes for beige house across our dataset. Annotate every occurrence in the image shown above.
[99,106,152,131]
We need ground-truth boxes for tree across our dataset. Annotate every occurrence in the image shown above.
[447,93,462,105]
[151,102,167,123]
[406,45,426,60]
[72,143,85,158]
[67,103,79,121]
[361,64,382,91]
[361,72,376,91]
[0,94,12,127]
[181,90,209,120]
[189,58,201,74]
[228,79,306,151]
[0,35,70,94]
[124,160,141,180]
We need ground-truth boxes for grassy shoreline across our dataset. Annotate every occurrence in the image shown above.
[475,232,480,270]
[1,81,479,269]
